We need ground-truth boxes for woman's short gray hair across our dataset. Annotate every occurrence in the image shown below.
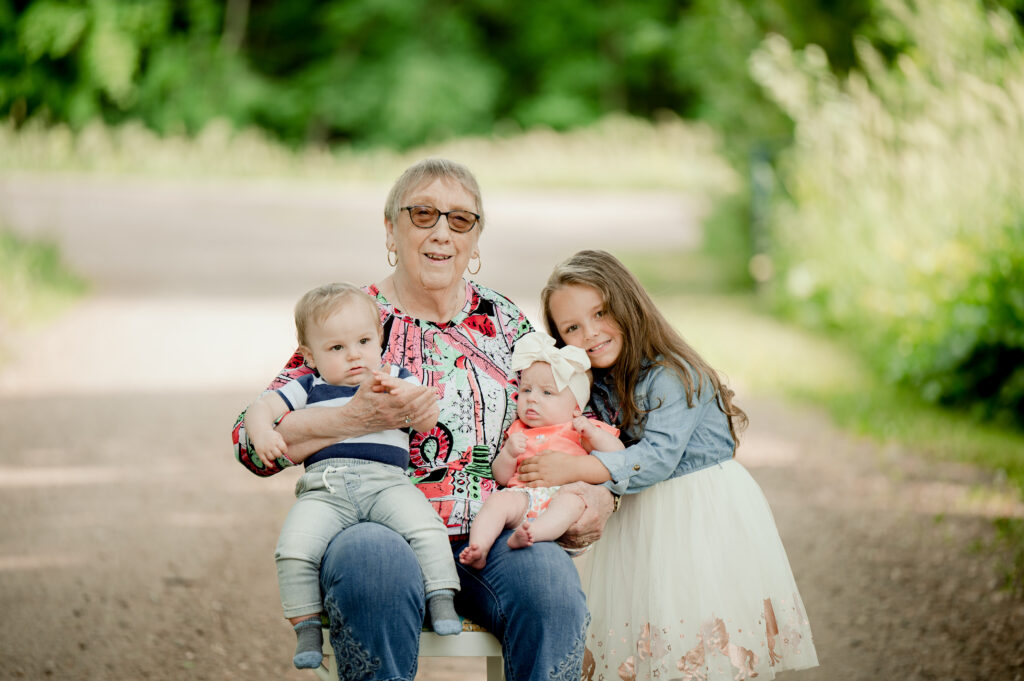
[384,158,485,231]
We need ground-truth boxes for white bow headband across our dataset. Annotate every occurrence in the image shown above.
[510,331,591,410]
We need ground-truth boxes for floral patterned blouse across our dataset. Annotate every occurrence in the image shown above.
[232,280,532,537]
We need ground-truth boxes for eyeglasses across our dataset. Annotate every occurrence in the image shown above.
[401,205,480,233]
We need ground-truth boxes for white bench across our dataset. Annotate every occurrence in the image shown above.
[313,619,503,681]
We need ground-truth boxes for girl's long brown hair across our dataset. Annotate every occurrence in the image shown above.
[541,249,748,450]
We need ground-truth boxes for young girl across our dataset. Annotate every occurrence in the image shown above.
[458,331,623,569]
[526,250,818,681]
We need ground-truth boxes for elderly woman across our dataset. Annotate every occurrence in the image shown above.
[232,158,610,681]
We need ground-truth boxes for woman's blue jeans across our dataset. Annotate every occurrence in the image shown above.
[319,522,589,681]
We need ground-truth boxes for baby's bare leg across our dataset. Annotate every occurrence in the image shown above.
[508,490,586,549]
[459,490,529,569]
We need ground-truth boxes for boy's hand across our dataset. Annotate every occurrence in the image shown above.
[370,368,421,396]
[252,430,288,468]
[370,364,395,387]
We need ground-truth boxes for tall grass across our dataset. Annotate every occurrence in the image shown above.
[749,0,1024,426]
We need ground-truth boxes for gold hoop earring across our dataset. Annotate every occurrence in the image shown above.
[468,254,481,275]
[387,250,398,267]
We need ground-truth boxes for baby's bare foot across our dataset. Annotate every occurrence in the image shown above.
[507,522,534,549]
[459,543,489,569]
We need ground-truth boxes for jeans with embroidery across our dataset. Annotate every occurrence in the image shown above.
[319,523,588,681]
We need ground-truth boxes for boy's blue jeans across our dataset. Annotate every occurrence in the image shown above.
[319,522,589,681]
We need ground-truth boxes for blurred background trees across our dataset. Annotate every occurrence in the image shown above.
[2,0,1022,428]
[2,0,876,147]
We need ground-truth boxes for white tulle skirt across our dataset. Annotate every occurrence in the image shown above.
[578,460,818,681]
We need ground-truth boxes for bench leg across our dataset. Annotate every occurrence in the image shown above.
[486,654,503,681]
[312,629,335,681]
[313,625,504,680]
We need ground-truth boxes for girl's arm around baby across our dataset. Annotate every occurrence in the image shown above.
[591,365,712,495]
[514,418,623,487]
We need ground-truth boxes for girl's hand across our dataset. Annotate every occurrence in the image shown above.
[515,450,578,487]
[517,449,614,486]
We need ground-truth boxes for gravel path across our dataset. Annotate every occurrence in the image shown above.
[1,176,1022,681]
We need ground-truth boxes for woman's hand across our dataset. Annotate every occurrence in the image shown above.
[273,371,438,462]
[352,371,438,431]
[556,483,614,550]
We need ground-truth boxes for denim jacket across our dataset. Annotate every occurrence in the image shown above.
[589,359,735,496]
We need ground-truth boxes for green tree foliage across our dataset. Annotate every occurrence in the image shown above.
[5,0,174,125]
[4,0,1024,429]
[2,0,686,146]
[1,0,875,151]
[751,0,1024,426]
[239,0,696,147]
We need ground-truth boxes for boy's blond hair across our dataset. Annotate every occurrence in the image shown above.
[294,282,382,348]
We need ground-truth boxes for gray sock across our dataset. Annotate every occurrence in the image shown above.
[292,619,324,669]
[427,589,461,636]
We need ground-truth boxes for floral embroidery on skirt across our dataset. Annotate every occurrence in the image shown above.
[579,461,818,681]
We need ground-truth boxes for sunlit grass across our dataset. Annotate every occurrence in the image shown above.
[989,518,1024,594]
[0,229,87,338]
[655,292,867,399]
[0,113,737,195]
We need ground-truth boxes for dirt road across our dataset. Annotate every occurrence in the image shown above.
[1,176,1022,681]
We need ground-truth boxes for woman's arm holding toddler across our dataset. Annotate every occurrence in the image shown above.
[275,370,438,461]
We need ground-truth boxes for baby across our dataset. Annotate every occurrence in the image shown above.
[244,282,460,670]
[459,331,624,569]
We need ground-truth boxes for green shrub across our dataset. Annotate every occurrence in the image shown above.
[0,228,86,331]
[750,0,1024,426]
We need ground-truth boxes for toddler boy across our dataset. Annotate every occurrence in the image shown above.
[245,282,460,669]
